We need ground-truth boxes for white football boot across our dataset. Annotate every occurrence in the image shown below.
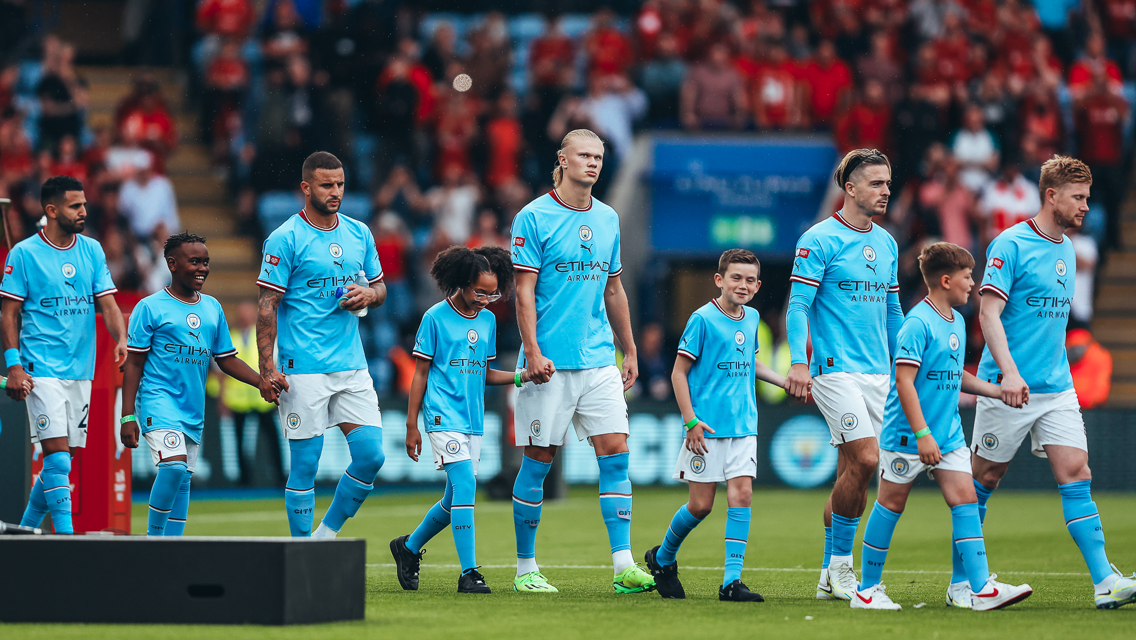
[827,558,859,601]
[971,574,1033,611]
[945,581,973,608]
[816,567,837,600]
[850,583,902,610]
[1095,565,1136,609]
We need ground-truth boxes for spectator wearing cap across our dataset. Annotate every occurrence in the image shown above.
[1067,329,1112,409]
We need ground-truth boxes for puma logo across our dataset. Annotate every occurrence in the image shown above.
[901,346,912,354]
[63,280,76,291]
[866,264,877,274]
[263,267,272,277]
[949,354,959,364]
[189,331,201,342]
[1057,279,1066,289]
[580,243,594,256]
[333,259,344,271]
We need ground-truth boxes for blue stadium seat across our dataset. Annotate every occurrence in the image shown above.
[508,14,547,41]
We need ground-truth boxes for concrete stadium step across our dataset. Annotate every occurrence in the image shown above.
[171,175,227,204]
[205,237,259,268]
[206,269,260,305]
[1100,252,1136,280]
[166,145,212,176]
[1110,348,1136,378]
[1093,317,1136,346]
[1094,285,1136,313]
[179,205,236,236]
[1106,382,1136,407]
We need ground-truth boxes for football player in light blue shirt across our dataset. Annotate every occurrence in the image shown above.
[508,129,654,594]
[853,242,1032,611]
[391,246,531,594]
[255,152,388,539]
[645,249,788,602]
[785,149,903,600]
[3,176,127,535]
[972,156,1136,609]
[120,233,268,536]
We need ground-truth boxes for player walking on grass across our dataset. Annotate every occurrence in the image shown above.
[3,176,126,535]
[390,246,533,594]
[508,129,654,594]
[256,151,388,539]
[851,242,1032,611]
[120,233,271,535]
[786,149,903,601]
[645,249,792,602]
[971,156,1136,609]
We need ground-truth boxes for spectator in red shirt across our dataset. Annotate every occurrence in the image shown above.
[681,41,748,130]
[434,90,478,181]
[1075,69,1129,249]
[835,78,892,153]
[482,91,523,190]
[529,17,576,90]
[931,12,973,85]
[203,39,250,163]
[1097,0,1136,76]
[584,8,633,78]
[196,0,256,39]
[856,30,903,104]
[752,42,802,130]
[800,40,853,129]
[1068,31,1123,99]
[117,79,177,170]
[50,134,88,185]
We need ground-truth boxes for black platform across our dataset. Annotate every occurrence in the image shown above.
[0,536,365,624]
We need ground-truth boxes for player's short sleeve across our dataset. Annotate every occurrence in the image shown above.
[211,301,237,359]
[887,236,900,294]
[676,313,705,361]
[487,314,497,361]
[91,242,118,297]
[789,232,825,287]
[510,209,541,273]
[0,246,28,301]
[980,237,1016,301]
[257,231,293,293]
[126,301,155,353]
[893,316,928,368]
[752,320,761,355]
[608,221,623,277]
[363,226,384,283]
[412,312,436,360]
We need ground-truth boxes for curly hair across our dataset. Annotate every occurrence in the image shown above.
[163,231,207,258]
[430,245,514,299]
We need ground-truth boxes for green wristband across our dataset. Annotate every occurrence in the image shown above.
[914,427,932,438]
[120,414,137,425]
[514,372,523,388]
[684,417,700,431]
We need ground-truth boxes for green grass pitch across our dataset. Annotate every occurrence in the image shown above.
[4,486,1134,638]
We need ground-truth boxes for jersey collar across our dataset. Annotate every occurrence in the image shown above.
[446,296,479,319]
[711,297,745,321]
[1026,218,1064,244]
[549,189,592,212]
[299,209,339,231]
[922,298,953,322]
[37,229,77,250]
[832,211,872,233]
[164,287,201,305]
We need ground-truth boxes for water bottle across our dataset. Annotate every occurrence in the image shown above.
[336,270,369,318]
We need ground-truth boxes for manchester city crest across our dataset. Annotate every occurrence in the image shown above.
[690,456,706,474]
[287,413,301,429]
[467,329,479,344]
[446,440,461,455]
[890,457,909,476]
[840,413,858,431]
[863,246,876,261]
[163,431,182,449]
[734,331,745,345]
[579,225,592,242]
[329,243,343,258]
[36,415,49,431]
[61,263,76,278]
[530,420,541,437]
[981,433,999,450]
[1056,259,1067,277]
[949,333,960,351]
[186,313,201,329]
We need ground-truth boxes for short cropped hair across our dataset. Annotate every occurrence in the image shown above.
[41,175,84,209]
[717,248,760,276]
[833,149,891,191]
[164,231,207,258]
[1038,155,1092,202]
[918,242,974,289]
[301,151,344,182]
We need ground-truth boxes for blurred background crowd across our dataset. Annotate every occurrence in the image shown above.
[0,0,1127,413]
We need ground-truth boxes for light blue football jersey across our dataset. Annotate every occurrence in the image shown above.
[257,211,384,375]
[0,230,117,380]
[510,191,622,370]
[676,299,760,439]
[789,212,900,377]
[127,289,237,443]
[412,298,498,436]
[881,299,967,455]
[977,219,1075,393]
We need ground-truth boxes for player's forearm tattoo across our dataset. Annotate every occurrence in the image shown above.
[256,288,283,376]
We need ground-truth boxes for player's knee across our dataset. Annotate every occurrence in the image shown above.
[688,503,713,520]
[42,451,71,476]
[346,426,385,480]
[446,461,476,502]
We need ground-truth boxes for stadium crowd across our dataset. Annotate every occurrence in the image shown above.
[0,0,1128,402]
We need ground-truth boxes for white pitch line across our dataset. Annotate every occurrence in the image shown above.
[365,563,1088,577]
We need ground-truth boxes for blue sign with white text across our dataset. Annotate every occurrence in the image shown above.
[650,137,838,257]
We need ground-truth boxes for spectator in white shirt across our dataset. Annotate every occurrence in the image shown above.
[951,104,1000,193]
[118,154,179,241]
[977,162,1038,246]
[1068,226,1098,326]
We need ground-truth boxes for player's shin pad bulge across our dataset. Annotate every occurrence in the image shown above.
[513,367,628,447]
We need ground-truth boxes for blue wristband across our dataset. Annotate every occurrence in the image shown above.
[4,348,20,370]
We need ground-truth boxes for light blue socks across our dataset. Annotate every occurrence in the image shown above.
[322,426,385,533]
[166,471,192,536]
[823,525,832,569]
[951,502,990,592]
[446,460,478,572]
[407,477,454,553]
[597,452,633,554]
[285,435,323,536]
[513,456,550,560]
[723,507,751,588]
[831,513,860,560]
[1059,480,1112,584]
[657,504,704,566]
[39,452,73,535]
[20,477,48,528]
[860,502,901,589]
[148,461,188,536]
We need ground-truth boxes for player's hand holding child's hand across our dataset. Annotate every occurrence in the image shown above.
[999,371,1029,409]
[120,419,139,449]
[5,366,33,401]
[786,363,811,403]
[259,369,288,403]
[685,422,715,455]
[525,353,555,385]
[405,423,422,461]
[916,432,941,466]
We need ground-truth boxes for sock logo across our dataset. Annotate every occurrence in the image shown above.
[287,413,301,429]
[530,420,541,437]
[445,440,461,455]
[617,508,632,520]
[293,508,313,514]
[35,415,49,431]
[980,433,998,450]
[840,413,858,431]
[690,456,706,474]
[523,519,540,527]
[890,457,909,477]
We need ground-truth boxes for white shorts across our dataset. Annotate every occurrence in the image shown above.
[513,366,629,448]
[277,369,383,441]
[26,378,91,448]
[428,431,481,473]
[144,429,201,473]
[672,436,758,483]
[971,389,1086,463]
[811,372,888,447]
[879,447,971,484]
